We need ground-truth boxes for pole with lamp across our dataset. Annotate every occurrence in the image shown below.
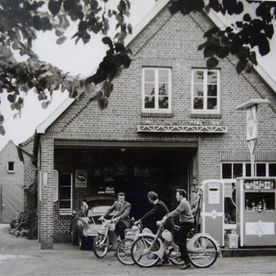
[236,98,270,176]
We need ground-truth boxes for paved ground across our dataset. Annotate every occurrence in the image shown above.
[1,224,276,276]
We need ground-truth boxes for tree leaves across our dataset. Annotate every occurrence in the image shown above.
[0,0,275,137]
[207,57,219,68]
[48,0,62,17]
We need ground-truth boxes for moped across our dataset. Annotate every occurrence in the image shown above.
[131,220,220,268]
[93,217,117,258]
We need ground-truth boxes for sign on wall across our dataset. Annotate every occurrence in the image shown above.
[75,170,87,188]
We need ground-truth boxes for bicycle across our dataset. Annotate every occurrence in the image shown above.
[92,217,117,258]
[131,220,220,268]
[116,221,144,265]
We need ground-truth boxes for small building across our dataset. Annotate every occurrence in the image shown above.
[0,140,24,223]
[33,0,276,249]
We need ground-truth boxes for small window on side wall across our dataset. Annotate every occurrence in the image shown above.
[142,67,172,113]
[191,69,220,113]
[7,161,15,173]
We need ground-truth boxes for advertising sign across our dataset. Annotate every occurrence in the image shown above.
[75,170,87,188]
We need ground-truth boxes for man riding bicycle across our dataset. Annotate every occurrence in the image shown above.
[103,192,131,245]
[135,191,174,234]
[161,188,194,270]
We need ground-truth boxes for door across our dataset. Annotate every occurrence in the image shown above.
[0,184,24,223]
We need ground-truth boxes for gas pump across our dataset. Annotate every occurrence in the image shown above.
[201,179,224,246]
[236,177,276,247]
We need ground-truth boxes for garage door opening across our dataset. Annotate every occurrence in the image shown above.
[54,146,197,221]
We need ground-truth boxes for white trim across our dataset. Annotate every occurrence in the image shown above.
[142,67,172,113]
[240,180,244,247]
[221,161,276,178]
[191,69,221,114]
[36,0,171,134]
[36,98,75,134]
[125,0,170,46]
[7,161,15,173]
[36,0,276,134]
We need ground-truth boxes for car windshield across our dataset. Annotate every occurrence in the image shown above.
[88,206,110,216]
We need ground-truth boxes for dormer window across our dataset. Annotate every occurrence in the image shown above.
[142,67,172,113]
[191,69,220,114]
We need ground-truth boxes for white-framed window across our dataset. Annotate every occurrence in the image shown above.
[142,67,172,113]
[221,162,276,179]
[59,172,73,214]
[7,161,15,173]
[191,69,220,113]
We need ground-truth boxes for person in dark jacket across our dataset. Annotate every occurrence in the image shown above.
[136,191,175,234]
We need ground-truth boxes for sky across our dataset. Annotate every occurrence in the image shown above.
[0,0,156,150]
[0,0,275,151]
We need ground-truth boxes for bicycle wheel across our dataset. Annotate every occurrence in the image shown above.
[131,236,161,268]
[188,236,218,268]
[116,238,134,265]
[93,234,110,258]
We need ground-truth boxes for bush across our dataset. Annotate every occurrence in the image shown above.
[9,210,38,239]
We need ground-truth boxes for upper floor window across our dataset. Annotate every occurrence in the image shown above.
[7,161,15,173]
[142,67,172,113]
[191,69,220,113]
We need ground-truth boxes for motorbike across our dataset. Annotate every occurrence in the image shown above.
[131,220,220,268]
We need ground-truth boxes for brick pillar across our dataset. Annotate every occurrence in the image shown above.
[39,137,55,249]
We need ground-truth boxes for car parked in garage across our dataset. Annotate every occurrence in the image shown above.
[71,194,116,250]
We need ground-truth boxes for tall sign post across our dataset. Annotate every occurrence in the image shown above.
[236,98,270,176]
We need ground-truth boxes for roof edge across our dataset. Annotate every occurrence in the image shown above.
[35,0,170,135]
[36,1,275,135]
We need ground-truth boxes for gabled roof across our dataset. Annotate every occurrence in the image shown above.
[36,0,276,134]
[0,140,17,154]
[36,0,170,134]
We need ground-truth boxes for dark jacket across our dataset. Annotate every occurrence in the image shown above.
[140,199,174,233]
[104,200,131,227]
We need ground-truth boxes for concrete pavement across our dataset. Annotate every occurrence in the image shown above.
[1,224,276,276]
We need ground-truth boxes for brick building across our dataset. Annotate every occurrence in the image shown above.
[0,141,24,223]
[33,0,276,249]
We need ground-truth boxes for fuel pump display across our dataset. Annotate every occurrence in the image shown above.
[236,177,276,247]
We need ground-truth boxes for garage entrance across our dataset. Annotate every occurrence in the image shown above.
[54,142,197,220]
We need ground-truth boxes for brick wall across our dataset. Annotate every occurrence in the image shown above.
[38,5,276,244]
[19,138,36,209]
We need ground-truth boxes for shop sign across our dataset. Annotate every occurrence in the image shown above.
[246,105,258,141]
[75,170,87,188]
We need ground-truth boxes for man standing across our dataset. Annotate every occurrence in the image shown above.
[162,188,194,270]
[104,192,131,240]
[136,191,174,234]
[80,198,89,217]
